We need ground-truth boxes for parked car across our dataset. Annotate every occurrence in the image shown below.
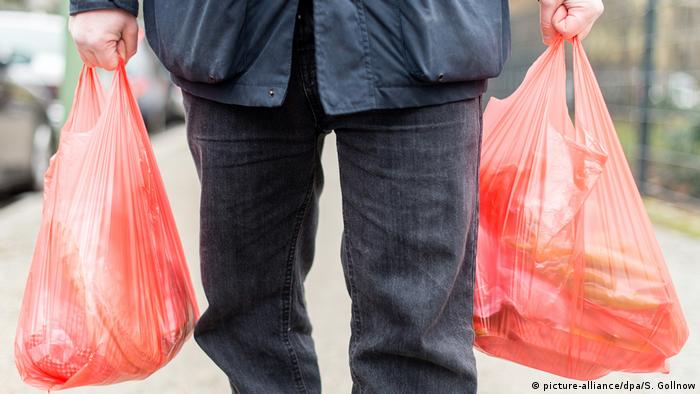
[0,10,184,133]
[0,11,64,92]
[0,11,65,128]
[0,57,56,192]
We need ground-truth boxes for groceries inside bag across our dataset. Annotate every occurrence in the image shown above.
[473,38,688,380]
[14,65,199,390]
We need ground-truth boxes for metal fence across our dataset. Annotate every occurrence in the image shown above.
[488,0,700,208]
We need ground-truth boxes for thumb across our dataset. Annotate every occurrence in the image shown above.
[540,0,565,45]
[553,5,588,40]
[553,1,604,40]
[117,40,127,63]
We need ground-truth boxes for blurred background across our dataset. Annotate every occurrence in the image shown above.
[492,0,700,235]
[1,0,698,224]
[0,0,183,197]
[0,0,698,393]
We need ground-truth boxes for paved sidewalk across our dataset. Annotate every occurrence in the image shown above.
[1,126,697,393]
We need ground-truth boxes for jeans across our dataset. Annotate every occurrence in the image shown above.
[183,1,482,392]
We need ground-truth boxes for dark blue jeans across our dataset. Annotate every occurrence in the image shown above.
[183,2,482,392]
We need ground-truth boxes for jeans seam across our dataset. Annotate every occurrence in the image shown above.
[340,211,365,393]
[300,60,320,129]
[470,95,484,320]
[280,152,318,394]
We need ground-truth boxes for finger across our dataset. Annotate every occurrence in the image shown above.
[76,49,99,69]
[547,4,569,43]
[122,21,139,62]
[92,43,120,71]
[553,1,604,40]
[117,40,127,63]
[553,9,589,40]
[540,0,564,45]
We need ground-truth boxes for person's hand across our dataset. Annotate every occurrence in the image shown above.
[540,0,604,45]
[68,9,139,70]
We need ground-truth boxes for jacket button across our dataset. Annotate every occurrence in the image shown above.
[268,89,275,97]
[437,73,445,81]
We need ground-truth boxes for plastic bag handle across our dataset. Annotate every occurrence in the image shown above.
[66,57,143,133]
[99,58,150,136]
[572,37,614,137]
[63,65,105,133]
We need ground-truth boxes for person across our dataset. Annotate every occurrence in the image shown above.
[68,0,603,393]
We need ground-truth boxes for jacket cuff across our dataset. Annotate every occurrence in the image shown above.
[70,0,139,17]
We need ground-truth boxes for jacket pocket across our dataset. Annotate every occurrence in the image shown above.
[144,0,250,84]
[397,0,508,83]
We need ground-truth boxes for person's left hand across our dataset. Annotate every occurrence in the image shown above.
[540,0,605,45]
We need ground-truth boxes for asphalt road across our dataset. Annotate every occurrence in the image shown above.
[1,125,697,393]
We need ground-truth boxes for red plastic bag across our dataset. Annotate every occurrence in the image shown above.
[473,39,688,380]
[14,64,199,390]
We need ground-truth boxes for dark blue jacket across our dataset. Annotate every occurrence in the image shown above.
[70,1,510,115]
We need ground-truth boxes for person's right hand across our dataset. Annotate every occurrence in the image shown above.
[68,9,139,70]
[540,0,604,45]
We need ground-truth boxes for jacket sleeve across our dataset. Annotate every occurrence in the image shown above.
[69,0,139,17]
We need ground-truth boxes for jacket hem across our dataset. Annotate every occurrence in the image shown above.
[171,74,487,116]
